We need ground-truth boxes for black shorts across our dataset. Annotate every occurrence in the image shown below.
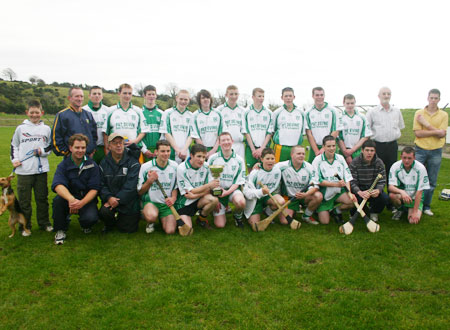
[176,200,200,217]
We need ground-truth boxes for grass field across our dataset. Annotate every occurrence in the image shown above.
[0,124,449,329]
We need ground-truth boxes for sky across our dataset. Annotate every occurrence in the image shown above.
[1,0,449,109]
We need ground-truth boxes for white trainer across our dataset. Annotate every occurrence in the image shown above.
[146,223,155,234]
[45,225,54,232]
[423,209,434,216]
[55,230,66,245]
[370,213,379,222]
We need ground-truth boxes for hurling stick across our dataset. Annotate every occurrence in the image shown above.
[348,174,383,225]
[257,181,301,230]
[253,199,293,232]
[334,173,380,234]
[154,179,193,236]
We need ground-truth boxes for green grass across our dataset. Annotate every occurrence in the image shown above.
[0,126,449,329]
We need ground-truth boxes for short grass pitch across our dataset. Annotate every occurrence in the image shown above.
[0,125,449,329]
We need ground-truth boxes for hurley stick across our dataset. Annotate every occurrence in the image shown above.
[154,179,193,236]
[252,199,293,232]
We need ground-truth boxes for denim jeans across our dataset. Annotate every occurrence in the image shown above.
[415,146,442,210]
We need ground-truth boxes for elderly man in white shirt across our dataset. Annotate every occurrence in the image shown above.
[366,87,405,187]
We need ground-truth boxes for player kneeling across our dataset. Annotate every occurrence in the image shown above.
[243,148,285,229]
[138,140,180,234]
[175,144,219,230]
[276,146,323,226]
[208,132,246,228]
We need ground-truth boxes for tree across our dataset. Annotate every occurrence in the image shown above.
[29,75,39,84]
[36,79,46,86]
[134,83,145,97]
[2,68,17,81]
[165,82,179,108]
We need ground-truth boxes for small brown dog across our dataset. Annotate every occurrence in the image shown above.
[0,174,30,238]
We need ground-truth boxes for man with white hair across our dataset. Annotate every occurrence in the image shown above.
[366,87,405,187]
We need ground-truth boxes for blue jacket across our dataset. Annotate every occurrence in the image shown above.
[52,106,98,156]
[99,146,141,214]
[52,156,101,200]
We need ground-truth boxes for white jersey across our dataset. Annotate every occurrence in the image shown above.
[339,110,372,149]
[216,102,246,143]
[176,158,209,207]
[275,160,316,197]
[312,153,353,201]
[243,166,282,218]
[137,159,178,204]
[207,150,246,190]
[305,103,341,146]
[243,105,273,147]
[389,160,430,199]
[190,109,223,148]
[160,107,192,150]
[10,120,52,175]
[271,105,306,146]
[105,103,148,141]
[83,103,110,146]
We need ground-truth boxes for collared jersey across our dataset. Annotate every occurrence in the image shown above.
[138,158,178,204]
[190,109,223,147]
[312,153,353,201]
[389,160,430,199]
[176,158,209,206]
[160,107,192,149]
[366,105,405,142]
[247,166,282,195]
[305,103,341,146]
[243,105,273,147]
[339,110,372,148]
[275,160,315,197]
[83,103,110,146]
[216,102,246,143]
[207,150,245,190]
[105,103,148,140]
[271,105,306,146]
[141,105,164,152]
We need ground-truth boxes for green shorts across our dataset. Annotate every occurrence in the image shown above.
[143,147,156,163]
[143,201,173,218]
[93,146,106,164]
[308,145,322,163]
[403,199,424,211]
[317,189,345,212]
[288,198,306,212]
[245,144,259,170]
[251,195,270,216]
[273,144,292,163]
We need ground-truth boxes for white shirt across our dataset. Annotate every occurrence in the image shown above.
[275,160,316,197]
[339,110,372,149]
[176,158,209,206]
[160,107,192,150]
[312,153,353,201]
[389,160,430,199]
[137,159,178,204]
[105,103,148,141]
[305,103,341,146]
[216,102,246,143]
[83,103,110,146]
[366,105,405,142]
[243,105,273,147]
[207,150,246,190]
[271,105,306,146]
[190,109,223,148]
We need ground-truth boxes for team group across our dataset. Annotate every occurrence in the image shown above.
[9,83,447,244]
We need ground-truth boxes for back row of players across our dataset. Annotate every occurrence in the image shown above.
[45,84,445,241]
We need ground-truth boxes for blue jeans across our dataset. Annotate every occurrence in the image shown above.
[415,146,442,210]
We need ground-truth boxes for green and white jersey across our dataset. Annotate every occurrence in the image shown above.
[305,103,341,146]
[247,167,282,195]
[312,153,352,201]
[275,160,315,197]
[137,159,178,204]
[389,160,430,199]
[159,107,192,150]
[141,105,163,152]
[271,105,306,146]
[207,150,245,190]
[339,110,372,149]
[190,108,223,148]
[83,102,110,146]
[216,102,246,143]
[243,105,273,147]
[105,102,148,141]
[176,158,209,206]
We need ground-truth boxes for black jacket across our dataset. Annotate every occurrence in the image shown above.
[99,147,140,214]
[349,153,386,193]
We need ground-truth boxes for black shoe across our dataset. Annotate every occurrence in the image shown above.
[234,216,244,228]
[101,226,113,234]
[332,209,344,224]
